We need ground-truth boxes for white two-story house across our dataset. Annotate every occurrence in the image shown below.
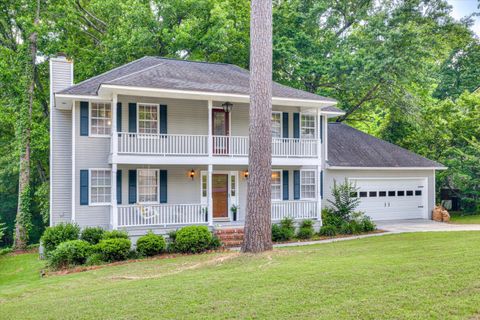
[50,55,445,236]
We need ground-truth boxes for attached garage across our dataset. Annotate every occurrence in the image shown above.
[324,123,447,221]
[349,178,428,220]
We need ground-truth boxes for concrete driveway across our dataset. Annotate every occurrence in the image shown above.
[375,219,480,233]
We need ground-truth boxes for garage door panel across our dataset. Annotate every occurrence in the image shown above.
[350,178,426,220]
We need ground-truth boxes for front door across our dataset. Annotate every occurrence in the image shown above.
[212,174,229,219]
[212,109,229,154]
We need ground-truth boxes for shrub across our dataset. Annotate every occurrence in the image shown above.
[81,227,105,245]
[85,253,104,266]
[136,231,166,257]
[319,225,337,237]
[340,221,363,235]
[41,223,80,253]
[102,230,129,240]
[327,179,361,220]
[339,222,354,235]
[322,208,344,229]
[174,226,213,253]
[272,217,295,242]
[296,220,314,239]
[95,238,131,262]
[361,216,376,232]
[48,240,92,269]
[209,235,222,250]
[0,247,13,256]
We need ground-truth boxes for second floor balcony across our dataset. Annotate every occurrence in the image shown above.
[116,132,318,158]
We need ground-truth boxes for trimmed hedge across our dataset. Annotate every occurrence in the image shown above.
[41,223,80,253]
[136,231,166,257]
[102,230,129,240]
[272,217,295,242]
[48,240,92,269]
[174,226,213,253]
[81,227,105,245]
[95,238,131,262]
[297,220,314,239]
[319,225,337,237]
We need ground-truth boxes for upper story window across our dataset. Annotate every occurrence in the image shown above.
[301,114,316,139]
[271,170,282,200]
[138,169,158,203]
[90,102,112,136]
[300,170,316,199]
[90,169,111,205]
[271,112,282,138]
[138,103,158,134]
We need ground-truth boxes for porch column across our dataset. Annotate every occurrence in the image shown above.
[111,163,118,229]
[317,108,322,222]
[207,164,213,226]
[208,100,213,157]
[316,108,321,161]
[317,165,322,222]
[112,94,118,160]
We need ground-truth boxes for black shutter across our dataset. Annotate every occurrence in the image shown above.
[80,101,89,136]
[117,102,122,132]
[128,103,137,133]
[282,112,289,138]
[117,170,122,205]
[80,170,89,205]
[159,105,167,134]
[320,115,324,142]
[159,170,167,203]
[128,170,137,204]
[293,113,300,139]
[282,170,289,200]
[293,170,300,200]
[320,170,324,199]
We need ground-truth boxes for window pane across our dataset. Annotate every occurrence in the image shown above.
[138,169,158,203]
[406,190,413,196]
[271,113,282,138]
[369,191,377,197]
[388,191,396,197]
[397,191,405,196]
[379,191,387,197]
[359,191,368,197]
[90,103,112,135]
[90,170,111,204]
[300,170,316,199]
[139,104,158,134]
[301,114,315,139]
[415,190,422,196]
[271,170,282,200]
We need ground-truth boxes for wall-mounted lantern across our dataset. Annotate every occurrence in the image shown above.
[243,170,249,179]
[189,169,195,180]
[222,101,233,113]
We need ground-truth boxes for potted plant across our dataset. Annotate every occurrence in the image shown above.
[230,204,238,221]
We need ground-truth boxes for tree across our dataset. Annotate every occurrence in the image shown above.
[242,0,273,253]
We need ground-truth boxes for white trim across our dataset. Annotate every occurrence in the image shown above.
[49,60,53,226]
[299,112,316,140]
[136,168,160,204]
[88,168,112,206]
[271,169,283,201]
[327,166,447,170]
[137,102,160,134]
[97,84,337,107]
[55,94,107,101]
[271,111,283,139]
[201,170,239,221]
[71,100,76,221]
[89,101,113,137]
[300,169,317,200]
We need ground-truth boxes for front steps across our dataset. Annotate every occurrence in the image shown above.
[214,228,244,247]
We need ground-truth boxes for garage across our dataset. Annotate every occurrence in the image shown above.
[350,178,428,220]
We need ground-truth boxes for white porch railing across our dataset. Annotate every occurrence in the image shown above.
[117,204,208,227]
[118,133,208,155]
[116,133,318,158]
[271,200,318,221]
[271,138,317,158]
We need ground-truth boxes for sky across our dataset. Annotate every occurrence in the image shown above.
[447,0,480,35]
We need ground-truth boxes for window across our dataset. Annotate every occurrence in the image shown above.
[271,112,282,138]
[300,170,316,199]
[350,191,358,198]
[369,191,377,197]
[406,190,414,196]
[201,173,207,197]
[90,169,111,204]
[138,104,158,134]
[138,169,158,203]
[397,190,405,196]
[379,191,387,197]
[359,191,368,198]
[415,190,422,196]
[271,170,282,200]
[90,102,112,135]
[301,114,316,139]
[388,191,396,197]
[231,175,236,197]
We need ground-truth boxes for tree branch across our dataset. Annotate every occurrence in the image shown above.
[336,81,383,122]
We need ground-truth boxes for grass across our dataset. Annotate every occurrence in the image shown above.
[449,211,480,224]
[2,232,480,319]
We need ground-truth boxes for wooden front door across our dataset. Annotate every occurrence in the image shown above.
[212,174,229,219]
[212,109,229,154]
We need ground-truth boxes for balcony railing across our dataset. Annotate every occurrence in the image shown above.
[117,201,318,228]
[116,133,318,158]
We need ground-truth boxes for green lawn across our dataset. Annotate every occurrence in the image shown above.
[449,211,480,224]
[2,232,480,319]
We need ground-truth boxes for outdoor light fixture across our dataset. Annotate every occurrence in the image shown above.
[243,170,249,179]
[189,169,195,180]
[222,101,233,113]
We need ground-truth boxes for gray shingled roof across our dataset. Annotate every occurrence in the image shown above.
[58,56,339,107]
[327,123,444,168]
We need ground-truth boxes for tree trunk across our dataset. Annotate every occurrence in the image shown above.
[13,0,40,250]
[242,0,273,253]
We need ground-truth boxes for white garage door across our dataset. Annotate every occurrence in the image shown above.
[350,178,427,220]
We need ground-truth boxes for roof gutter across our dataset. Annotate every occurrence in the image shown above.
[327,166,448,171]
